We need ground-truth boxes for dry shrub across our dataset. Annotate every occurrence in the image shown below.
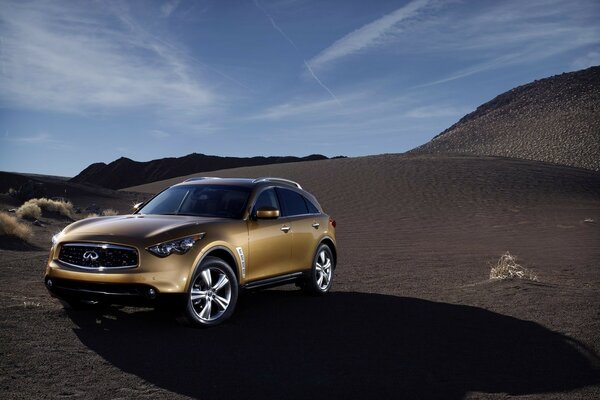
[85,213,99,219]
[101,209,119,216]
[20,198,74,219]
[490,252,538,281]
[0,212,32,240]
[16,203,42,220]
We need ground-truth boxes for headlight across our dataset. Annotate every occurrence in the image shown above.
[147,233,205,257]
[51,231,63,246]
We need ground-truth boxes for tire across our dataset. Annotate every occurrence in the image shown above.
[181,257,238,327]
[304,244,334,294]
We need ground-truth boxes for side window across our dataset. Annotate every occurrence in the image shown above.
[253,189,279,212]
[276,188,309,217]
[303,196,320,214]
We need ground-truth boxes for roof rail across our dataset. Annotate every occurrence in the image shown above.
[183,177,222,182]
[253,177,302,189]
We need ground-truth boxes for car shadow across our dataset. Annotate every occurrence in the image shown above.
[67,291,600,399]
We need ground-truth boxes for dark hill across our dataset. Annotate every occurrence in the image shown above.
[71,153,329,189]
[0,171,127,201]
[411,66,600,171]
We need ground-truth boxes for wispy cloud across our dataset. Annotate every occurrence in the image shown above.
[0,1,214,114]
[570,51,600,70]
[151,130,171,139]
[252,96,342,120]
[402,105,471,119]
[9,132,52,144]
[309,0,435,70]
[161,0,181,17]
[109,4,252,92]
[415,0,600,85]
[254,0,340,104]
[251,87,466,123]
[3,132,73,150]
[309,0,599,85]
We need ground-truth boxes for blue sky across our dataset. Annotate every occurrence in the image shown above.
[1,0,599,176]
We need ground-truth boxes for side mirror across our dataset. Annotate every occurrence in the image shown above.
[255,206,280,219]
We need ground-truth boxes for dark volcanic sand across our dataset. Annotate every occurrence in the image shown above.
[1,154,599,399]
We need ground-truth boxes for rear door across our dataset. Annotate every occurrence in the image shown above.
[276,188,322,272]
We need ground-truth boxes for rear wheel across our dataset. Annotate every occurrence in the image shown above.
[182,257,238,327]
[304,244,334,294]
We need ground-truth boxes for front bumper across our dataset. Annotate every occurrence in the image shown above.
[45,276,186,307]
[45,244,197,294]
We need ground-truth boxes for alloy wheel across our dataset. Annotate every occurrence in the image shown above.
[190,266,232,322]
[315,249,332,291]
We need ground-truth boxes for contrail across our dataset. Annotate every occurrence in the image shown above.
[268,15,298,50]
[303,60,341,105]
[254,0,341,105]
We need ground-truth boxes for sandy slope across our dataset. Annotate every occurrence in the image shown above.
[1,153,599,399]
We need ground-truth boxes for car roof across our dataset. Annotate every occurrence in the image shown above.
[173,177,303,190]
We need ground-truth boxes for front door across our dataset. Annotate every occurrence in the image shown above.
[246,189,292,281]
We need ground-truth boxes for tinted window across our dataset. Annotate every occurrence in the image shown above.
[253,189,279,212]
[304,196,319,214]
[276,188,309,217]
[139,185,250,219]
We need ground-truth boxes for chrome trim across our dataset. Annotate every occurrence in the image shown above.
[82,251,99,261]
[183,177,222,182]
[62,243,137,251]
[242,272,304,290]
[236,247,246,278]
[56,260,138,271]
[58,242,139,271]
[253,177,302,189]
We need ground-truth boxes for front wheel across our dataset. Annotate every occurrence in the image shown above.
[304,244,334,294]
[181,257,238,327]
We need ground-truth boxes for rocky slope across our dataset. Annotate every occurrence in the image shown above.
[411,66,600,171]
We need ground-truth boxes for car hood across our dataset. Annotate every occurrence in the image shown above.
[60,214,220,245]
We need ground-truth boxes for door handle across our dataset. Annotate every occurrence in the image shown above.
[281,225,291,233]
[311,222,320,229]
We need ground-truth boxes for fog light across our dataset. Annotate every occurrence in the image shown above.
[147,288,157,299]
[46,279,53,288]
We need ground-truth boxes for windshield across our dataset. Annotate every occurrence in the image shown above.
[138,185,251,219]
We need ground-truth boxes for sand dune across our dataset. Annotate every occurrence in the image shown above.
[2,153,599,398]
[127,153,600,298]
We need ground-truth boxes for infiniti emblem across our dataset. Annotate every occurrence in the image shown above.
[82,251,99,261]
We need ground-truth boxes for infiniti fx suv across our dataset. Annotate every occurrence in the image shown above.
[45,177,337,326]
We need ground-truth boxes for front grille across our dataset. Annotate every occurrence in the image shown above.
[58,243,138,270]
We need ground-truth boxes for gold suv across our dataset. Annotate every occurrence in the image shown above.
[45,177,337,326]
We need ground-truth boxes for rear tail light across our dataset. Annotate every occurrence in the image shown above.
[329,217,336,228]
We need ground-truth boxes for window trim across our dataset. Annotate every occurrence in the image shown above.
[275,187,322,217]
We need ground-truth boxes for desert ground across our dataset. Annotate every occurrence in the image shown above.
[1,153,599,399]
